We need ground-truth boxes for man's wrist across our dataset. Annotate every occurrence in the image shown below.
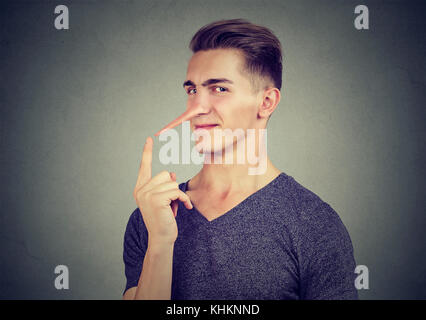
[147,239,175,255]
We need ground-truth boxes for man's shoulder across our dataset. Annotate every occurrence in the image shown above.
[267,172,327,211]
[267,174,355,267]
[266,172,344,229]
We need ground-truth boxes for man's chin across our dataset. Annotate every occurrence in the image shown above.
[194,144,223,155]
[194,141,236,157]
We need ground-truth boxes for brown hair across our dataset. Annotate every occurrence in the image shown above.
[189,19,283,92]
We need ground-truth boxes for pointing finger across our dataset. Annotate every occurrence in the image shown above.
[136,136,153,188]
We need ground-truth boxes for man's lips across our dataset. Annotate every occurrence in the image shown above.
[194,124,219,130]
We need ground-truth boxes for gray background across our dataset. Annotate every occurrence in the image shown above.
[1,0,425,299]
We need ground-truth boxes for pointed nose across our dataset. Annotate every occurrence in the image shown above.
[154,92,211,137]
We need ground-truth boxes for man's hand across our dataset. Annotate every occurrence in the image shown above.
[133,136,193,246]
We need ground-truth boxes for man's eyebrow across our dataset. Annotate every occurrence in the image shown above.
[183,78,234,88]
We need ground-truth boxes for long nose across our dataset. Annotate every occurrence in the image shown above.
[154,91,210,137]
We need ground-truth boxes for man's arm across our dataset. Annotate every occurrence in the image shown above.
[299,202,358,300]
[123,137,192,300]
[123,243,174,300]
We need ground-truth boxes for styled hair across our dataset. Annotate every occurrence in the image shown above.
[189,19,283,92]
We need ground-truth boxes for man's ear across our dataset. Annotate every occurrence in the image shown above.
[258,87,280,119]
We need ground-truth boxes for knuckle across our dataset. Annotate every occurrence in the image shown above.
[150,193,160,203]
[159,170,170,179]
[133,187,141,200]
[143,190,152,201]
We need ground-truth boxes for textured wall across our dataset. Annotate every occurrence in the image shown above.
[0,0,425,299]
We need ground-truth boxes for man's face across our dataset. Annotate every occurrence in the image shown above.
[183,48,263,154]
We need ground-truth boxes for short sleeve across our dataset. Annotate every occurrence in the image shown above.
[299,202,358,300]
[122,208,148,296]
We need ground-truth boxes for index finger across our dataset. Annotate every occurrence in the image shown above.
[154,107,200,137]
[136,136,153,188]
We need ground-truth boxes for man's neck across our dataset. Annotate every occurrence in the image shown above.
[189,157,281,197]
[189,127,281,196]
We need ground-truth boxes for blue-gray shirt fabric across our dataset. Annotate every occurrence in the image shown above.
[123,172,358,299]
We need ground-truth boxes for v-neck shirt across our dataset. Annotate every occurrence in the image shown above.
[123,171,358,299]
[182,172,284,225]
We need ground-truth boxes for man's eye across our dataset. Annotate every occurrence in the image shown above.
[214,86,227,93]
[187,88,196,95]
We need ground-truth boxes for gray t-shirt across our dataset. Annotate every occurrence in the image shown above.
[123,172,358,299]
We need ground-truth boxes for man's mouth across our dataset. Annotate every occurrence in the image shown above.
[194,124,219,130]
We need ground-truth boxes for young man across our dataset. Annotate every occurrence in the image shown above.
[123,19,358,300]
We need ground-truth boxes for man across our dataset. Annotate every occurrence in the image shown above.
[123,19,358,300]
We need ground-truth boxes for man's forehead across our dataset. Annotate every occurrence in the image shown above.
[185,49,246,84]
